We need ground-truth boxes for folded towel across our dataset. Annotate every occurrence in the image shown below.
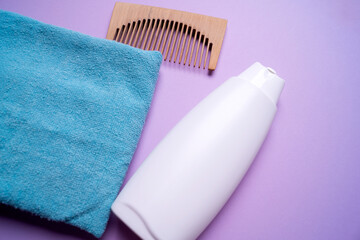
[0,10,162,238]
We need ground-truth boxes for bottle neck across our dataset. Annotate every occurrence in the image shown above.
[238,62,285,105]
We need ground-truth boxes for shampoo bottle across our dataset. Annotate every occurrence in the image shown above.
[112,62,285,240]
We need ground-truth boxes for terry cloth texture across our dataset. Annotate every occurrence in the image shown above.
[0,10,162,238]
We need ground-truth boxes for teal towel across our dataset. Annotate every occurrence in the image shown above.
[0,10,162,238]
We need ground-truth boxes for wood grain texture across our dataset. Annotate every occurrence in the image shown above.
[106,2,227,70]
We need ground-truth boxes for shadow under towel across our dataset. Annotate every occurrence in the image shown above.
[0,10,162,238]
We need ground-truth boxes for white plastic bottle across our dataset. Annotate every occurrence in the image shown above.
[112,62,285,240]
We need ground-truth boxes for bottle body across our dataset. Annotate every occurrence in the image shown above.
[112,62,284,240]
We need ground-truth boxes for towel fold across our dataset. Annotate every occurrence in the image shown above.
[0,10,162,238]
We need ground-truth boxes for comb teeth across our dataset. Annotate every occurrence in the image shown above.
[114,19,213,69]
[106,2,227,70]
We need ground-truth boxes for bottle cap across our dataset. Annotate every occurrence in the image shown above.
[238,62,285,104]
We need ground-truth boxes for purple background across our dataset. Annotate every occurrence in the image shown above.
[1,0,360,239]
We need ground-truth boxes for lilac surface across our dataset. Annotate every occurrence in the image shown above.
[1,0,360,239]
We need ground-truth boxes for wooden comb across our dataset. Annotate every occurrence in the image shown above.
[106,2,227,70]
